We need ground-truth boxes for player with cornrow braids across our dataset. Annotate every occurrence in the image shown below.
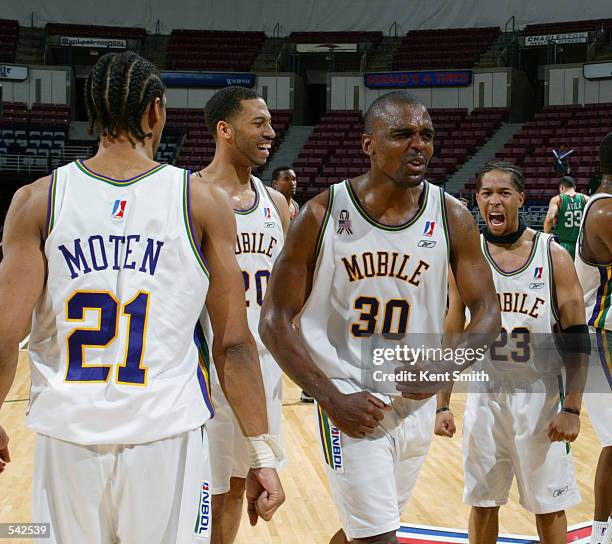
[0,50,284,543]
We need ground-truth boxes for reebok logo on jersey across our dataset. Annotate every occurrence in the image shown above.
[263,207,272,219]
[423,221,435,237]
[534,266,543,280]
[264,221,275,229]
[195,481,211,537]
[111,199,127,221]
[337,210,353,235]
[418,240,437,248]
[529,282,544,289]
[552,485,568,497]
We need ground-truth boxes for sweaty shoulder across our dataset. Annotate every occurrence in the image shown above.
[444,192,479,238]
[298,189,330,229]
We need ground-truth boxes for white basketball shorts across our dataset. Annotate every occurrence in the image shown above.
[463,377,580,514]
[33,427,212,543]
[316,392,435,540]
[207,350,286,494]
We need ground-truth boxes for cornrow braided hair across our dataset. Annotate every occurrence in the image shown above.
[476,161,525,192]
[84,51,165,142]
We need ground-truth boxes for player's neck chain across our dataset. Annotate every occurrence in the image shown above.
[483,216,527,245]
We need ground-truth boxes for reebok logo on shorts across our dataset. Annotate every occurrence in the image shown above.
[553,485,568,497]
[195,481,211,538]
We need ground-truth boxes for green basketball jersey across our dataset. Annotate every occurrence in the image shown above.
[555,193,586,246]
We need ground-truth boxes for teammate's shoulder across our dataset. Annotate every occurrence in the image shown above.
[265,185,290,212]
[546,233,574,265]
[293,189,330,227]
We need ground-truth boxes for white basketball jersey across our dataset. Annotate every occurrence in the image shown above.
[299,180,450,394]
[27,161,212,445]
[575,192,612,331]
[481,232,559,377]
[234,176,284,352]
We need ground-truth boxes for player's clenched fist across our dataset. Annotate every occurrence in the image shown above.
[246,467,285,525]
[548,410,580,442]
[434,410,456,438]
[326,391,391,438]
[0,425,9,474]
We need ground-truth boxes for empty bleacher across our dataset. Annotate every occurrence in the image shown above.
[0,19,18,63]
[167,30,265,71]
[288,31,382,44]
[463,102,612,201]
[46,23,146,41]
[393,27,500,70]
[523,18,612,36]
[169,107,291,171]
[293,107,509,202]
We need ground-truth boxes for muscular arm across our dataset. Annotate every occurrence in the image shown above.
[551,242,588,409]
[191,180,267,437]
[0,177,48,467]
[543,195,560,234]
[0,178,48,409]
[446,195,500,353]
[259,192,340,408]
[582,198,612,262]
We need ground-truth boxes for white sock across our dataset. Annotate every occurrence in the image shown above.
[601,518,612,544]
[592,521,609,544]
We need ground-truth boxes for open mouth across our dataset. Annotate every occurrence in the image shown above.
[257,143,271,157]
[488,212,505,229]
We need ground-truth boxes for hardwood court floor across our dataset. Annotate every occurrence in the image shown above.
[1,351,598,543]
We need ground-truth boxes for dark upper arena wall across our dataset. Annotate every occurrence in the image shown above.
[3,0,612,34]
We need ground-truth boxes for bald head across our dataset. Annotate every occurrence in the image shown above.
[364,91,427,133]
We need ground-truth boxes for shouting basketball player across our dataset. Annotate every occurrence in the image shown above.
[576,133,612,544]
[260,91,500,544]
[442,162,588,544]
[195,86,290,544]
[0,52,283,543]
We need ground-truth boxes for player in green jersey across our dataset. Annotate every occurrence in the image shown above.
[544,176,589,258]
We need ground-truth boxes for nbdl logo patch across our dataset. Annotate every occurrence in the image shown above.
[195,480,211,538]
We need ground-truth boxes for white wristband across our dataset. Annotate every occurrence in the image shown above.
[246,434,286,469]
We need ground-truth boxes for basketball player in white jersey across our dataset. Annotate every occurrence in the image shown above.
[260,91,501,544]
[576,133,612,544]
[0,52,284,543]
[442,162,588,544]
[194,86,290,544]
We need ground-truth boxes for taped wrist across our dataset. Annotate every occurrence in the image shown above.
[246,434,286,469]
[558,324,591,355]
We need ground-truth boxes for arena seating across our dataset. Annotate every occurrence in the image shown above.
[393,27,500,70]
[294,107,509,203]
[463,102,612,201]
[0,19,19,63]
[288,31,382,44]
[167,30,265,71]
[523,18,612,35]
[46,23,146,40]
[170,108,291,171]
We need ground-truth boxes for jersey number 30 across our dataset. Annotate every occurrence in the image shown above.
[65,290,150,385]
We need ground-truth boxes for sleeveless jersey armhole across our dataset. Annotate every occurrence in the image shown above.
[182,170,210,278]
[546,234,561,324]
[315,185,335,259]
[45,169,58,240]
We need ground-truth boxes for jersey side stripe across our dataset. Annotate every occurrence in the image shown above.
[589,266,612,328]
[45,169,58,238]
[194,320,214,416]
[182,170,210,278]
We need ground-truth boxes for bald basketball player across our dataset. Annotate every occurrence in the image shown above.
[260,91,500,544]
